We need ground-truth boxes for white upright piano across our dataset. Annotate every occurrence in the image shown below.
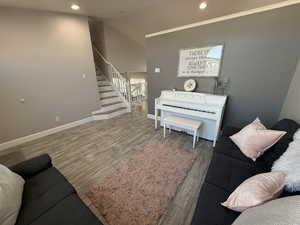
[155,90,227,146]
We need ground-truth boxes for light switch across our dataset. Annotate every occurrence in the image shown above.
[82,74,86,79]
[155,67,161,73]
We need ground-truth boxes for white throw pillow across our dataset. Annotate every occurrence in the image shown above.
[0,164,25,225]
[272,139,300,192]
[294,128,300,140]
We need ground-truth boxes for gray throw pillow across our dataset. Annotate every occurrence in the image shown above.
[232,196,300,225]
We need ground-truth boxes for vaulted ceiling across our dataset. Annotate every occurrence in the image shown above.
[0,0,286,46]
[104,0,286,46]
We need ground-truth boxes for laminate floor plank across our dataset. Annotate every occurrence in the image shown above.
[0,104,213,225]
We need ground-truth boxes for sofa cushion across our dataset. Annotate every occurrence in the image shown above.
[10,154,52,180]
[29,194,102,225]
[16,167,75,225]
[205,152,268,193]
[192,134,269,225]
[192,182,240,225]
[260,119,300,168]
[215,136,258,163]
[281,189,300,197]
[272,119,300,140]
[222,126,240,137]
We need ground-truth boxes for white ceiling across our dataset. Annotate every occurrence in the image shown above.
[0,0,286,45]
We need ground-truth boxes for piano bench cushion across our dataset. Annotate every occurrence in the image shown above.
[163,116,202,129]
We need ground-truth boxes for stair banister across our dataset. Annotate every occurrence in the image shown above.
[92,44,132,112]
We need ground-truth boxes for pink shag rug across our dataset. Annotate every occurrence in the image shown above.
[86,139,197,225]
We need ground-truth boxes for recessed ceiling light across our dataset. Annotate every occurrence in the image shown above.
[71,4,80,10]
[199,1,208,10]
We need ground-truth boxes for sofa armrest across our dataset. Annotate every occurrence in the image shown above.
[222,126,240,137]
[10,154,52,179]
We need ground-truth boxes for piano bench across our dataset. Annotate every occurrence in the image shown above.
[163,116,203,149]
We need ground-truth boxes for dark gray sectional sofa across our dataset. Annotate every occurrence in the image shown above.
[10,154,103,225]
[191,119,300,225]
[9,119,299,225]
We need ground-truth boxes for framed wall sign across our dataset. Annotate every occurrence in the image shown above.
[178,45,224,77]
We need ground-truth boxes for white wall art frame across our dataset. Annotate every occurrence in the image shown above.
[178,45,224,77]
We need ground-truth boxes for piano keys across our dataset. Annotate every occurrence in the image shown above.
[154,90,227,146]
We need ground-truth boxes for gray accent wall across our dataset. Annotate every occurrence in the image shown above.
[0,7,100,144]
[146,5,300,127]
[280,59,300,123]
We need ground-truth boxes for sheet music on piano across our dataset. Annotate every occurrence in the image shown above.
[154,90,227,146]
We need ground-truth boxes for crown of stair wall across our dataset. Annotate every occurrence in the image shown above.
[92,75,130,120]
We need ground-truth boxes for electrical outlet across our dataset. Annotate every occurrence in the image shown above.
[19,98,25,103]
[55,116,60,122]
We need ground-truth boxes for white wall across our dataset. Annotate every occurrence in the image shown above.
[280,58,300,123]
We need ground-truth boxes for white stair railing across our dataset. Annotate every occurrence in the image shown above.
[92,44,132,111]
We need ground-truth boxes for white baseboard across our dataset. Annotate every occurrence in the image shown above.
[0,117,93,152]
[147,114,160,120]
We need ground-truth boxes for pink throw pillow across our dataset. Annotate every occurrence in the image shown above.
[221,171,286,212]
[230,118,286,161]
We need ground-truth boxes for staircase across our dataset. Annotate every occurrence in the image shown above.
[92,45,132,120]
